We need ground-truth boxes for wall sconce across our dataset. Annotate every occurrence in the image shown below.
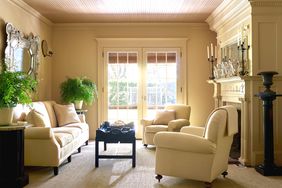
[41,40,53,57]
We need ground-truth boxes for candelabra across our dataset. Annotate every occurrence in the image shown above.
[255,71,282,176]
[208,56,217,80]
[237,41,250,76]
[207,43,217,80]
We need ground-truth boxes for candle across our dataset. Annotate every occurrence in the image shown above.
[207,46,209,59]
[215,46,217,58]
[211,43,213,56]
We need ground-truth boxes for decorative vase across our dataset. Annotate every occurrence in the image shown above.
[74,100,83,110]
[0,107,14,125]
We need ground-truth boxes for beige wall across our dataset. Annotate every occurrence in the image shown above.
[0,0,53,100]
[53,23,216,138]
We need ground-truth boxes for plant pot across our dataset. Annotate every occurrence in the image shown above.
[74,100,83,110]
[0,107,14,125]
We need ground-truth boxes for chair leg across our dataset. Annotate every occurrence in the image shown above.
[204,182,212,188]
[144,144,148,147]
[85,140,89,145]
[222,171,228,178]
[78,147,81,153]
[155,174,162,182]
[67,155,72,163]
[54,167,59,176]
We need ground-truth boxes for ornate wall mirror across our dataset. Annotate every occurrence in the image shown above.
[4,23,40,79]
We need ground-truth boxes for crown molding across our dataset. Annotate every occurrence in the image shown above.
[249,0,282,7]
[9,0,53,26]
[206,0,251,33]
[53,22,209,30]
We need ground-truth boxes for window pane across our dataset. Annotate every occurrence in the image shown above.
[146,51,177,112]
[107,51,138,126]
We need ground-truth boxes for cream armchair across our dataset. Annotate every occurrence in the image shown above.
[153,105,238,188]
[141,104,191,147]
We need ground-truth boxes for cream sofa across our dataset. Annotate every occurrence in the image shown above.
[13,101,89,175]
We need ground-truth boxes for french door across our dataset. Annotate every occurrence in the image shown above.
[104,48,181,138]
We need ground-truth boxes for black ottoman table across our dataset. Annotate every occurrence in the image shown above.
[95,123,136,168]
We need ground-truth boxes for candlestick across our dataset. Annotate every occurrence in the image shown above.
[238,41,250,76]
[208,54,217,80]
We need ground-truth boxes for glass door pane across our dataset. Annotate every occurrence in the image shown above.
[145,51,177,117]
[107,52,139,129]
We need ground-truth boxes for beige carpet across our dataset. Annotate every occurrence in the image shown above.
[25,140,282,188]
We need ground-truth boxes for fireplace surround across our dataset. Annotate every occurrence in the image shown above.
[208,76,282,166]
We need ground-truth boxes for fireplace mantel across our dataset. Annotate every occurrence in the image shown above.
[208,76,282,166]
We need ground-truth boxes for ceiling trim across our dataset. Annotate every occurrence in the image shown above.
[10,0,53,25]
[250,0,282,7]
[206,0,251,32]
[53,22,210,29]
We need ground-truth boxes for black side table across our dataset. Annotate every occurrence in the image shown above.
[95,127,136,168]
[0,124,30,188]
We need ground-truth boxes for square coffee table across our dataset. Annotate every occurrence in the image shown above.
[95,126,136,168]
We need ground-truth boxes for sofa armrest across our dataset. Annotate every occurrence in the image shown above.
[141,119,154,127]
[78,114,86,123]
[168,119,190,132]
[154,132,216,154]
[180,126,205,136]
[25,127,54,139]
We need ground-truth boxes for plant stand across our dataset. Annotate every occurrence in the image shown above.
[255,71,282,176]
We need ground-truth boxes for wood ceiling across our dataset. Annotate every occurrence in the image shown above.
[21,0,224,23]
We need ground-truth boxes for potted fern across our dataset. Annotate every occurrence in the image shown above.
[60,77,98,109]
[0,71,37,125]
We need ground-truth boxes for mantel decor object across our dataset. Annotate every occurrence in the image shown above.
[237,41,250,76]
[255,71,282,176]
[207,43,217,80]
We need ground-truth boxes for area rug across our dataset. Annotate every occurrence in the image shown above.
[26,141,282,188]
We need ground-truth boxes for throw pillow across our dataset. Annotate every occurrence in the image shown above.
[153,110,176,125]
[26,109,51,127]
[53,103,81,126]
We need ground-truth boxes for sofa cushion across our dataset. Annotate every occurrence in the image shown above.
[43,101,57,128]
[26,109,51,128]
[54,132,73,147]
[53,127,81,138]
[145,125,168,133]
[153,110,175,125]
[65,123,89,133]
[53,103,81,126]
[29,102,52,125]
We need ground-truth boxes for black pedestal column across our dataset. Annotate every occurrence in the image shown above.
[255,71,282,176]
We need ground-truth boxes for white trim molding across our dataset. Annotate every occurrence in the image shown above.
[250,0,282,7]
[206,0,251,34]
[9,0,53,25]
